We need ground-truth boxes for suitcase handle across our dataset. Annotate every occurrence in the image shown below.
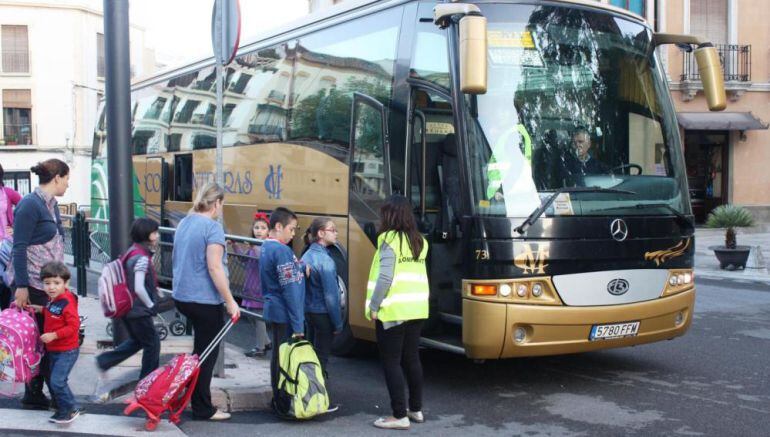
[198,316,238,365]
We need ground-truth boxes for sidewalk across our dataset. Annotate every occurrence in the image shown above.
[694,226,770,285]
[73,295,272,414]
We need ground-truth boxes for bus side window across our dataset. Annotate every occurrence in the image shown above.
[173,154,193,202]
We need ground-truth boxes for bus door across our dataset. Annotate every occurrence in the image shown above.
[345,92,391,342]
[407,84,464,336]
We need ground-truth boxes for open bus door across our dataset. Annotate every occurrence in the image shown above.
[333,92,391,355]
[407,83,465,350]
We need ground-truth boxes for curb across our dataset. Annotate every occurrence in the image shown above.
[696,271,770,286]
[212,385,273,413]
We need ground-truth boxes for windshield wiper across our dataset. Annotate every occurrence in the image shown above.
[593,203,694,232]
[514,186,636,235]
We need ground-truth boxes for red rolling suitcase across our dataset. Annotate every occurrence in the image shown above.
[124,316,237,431]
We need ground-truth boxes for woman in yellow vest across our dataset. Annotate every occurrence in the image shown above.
[366,195,429,430]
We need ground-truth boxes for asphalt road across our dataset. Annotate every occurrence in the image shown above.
[2,277,769,436]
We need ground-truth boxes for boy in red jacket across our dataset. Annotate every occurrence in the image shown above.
[35,261,82,424]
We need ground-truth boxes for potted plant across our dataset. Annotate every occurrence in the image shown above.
[706,205,755,270]
[5,135,17,145]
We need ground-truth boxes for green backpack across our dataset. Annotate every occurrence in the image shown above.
[274,340,330,419]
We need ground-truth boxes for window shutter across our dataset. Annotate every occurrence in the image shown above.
[2,89,32,108]
[690,0,727,44]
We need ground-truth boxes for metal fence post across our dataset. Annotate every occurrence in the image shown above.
[73,212,88,297]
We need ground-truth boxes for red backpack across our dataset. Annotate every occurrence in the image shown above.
[98,246,144,319]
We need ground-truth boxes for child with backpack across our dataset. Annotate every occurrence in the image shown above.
[33,261,82,424]
[96,218,162,380]
[229,212,272,357]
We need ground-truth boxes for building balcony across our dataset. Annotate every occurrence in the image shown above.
[1,49,30,74]
[679,44,752,102]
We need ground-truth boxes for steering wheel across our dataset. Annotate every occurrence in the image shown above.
[611,163,643,175]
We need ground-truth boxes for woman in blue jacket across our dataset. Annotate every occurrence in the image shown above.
[301,217,342,373]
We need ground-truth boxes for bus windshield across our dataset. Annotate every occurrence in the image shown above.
[466,4,689,218]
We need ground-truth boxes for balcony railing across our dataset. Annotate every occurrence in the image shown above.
[2,123,33,145]
[681,44,751,82]
[1,49,30,73]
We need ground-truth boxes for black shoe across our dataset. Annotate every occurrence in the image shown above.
[49,409,81,424]
[22,398,50,411]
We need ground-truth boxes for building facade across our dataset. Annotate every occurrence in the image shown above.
[0,0,156,206]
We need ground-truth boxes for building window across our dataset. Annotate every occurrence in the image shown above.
[2,171,31,195]
[690,0,727,45]
[609,0,646,16]
[1,25,30,73]
[2,89,33,145]
[97,33,105,78]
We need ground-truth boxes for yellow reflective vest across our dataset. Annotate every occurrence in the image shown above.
[365,231,429,323]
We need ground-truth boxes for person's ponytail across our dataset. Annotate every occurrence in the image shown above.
[31,159,69,185]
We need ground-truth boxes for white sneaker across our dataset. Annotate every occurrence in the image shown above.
[209,410,231,421]
[407,410,424,423]
[373,416,410,430]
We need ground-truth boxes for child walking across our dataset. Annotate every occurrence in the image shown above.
[231,212,272,357]
[37,261,82,424]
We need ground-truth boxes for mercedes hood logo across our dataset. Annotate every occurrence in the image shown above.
[610,218,628,242]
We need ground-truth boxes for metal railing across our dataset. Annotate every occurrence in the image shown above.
[62,213,264,307]
[681,44,751,82]
[2,123,33,145]
[1,49,29,73]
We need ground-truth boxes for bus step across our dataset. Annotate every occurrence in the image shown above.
[420,334,465,355]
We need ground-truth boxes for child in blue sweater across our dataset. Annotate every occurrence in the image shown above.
[259,207,306,404]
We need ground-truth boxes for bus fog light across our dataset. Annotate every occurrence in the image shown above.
[516,284,528,297]
[532,283,543,297]
[499,284,512,297]
[675,311,684,325]
[514,327,527,343]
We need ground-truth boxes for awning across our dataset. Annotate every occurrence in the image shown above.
[677,112,769,131]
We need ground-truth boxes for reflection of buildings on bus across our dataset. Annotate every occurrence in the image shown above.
[1,0,157,205]
[114,42,393,163]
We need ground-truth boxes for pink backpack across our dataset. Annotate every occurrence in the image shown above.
[0,305,44,395]
[98,247,142,319]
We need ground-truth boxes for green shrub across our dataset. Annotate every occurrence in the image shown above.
[706,205,754,228]
[706,205,754,248]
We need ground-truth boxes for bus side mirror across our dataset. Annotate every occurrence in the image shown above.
[434,3,487,94]
[694,44,727,111]
[652,33,726,111]
[459,15,487,94]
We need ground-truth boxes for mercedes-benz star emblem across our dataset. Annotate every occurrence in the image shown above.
[610,218,628,242]
[607,278,630,296]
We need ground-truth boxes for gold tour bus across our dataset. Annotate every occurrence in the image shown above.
[91,0,726,359]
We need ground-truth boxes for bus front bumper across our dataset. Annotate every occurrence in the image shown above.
[462,288,695,359]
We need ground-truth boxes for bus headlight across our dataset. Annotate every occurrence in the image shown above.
[464,279,563,305]
[662,269,694,297]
